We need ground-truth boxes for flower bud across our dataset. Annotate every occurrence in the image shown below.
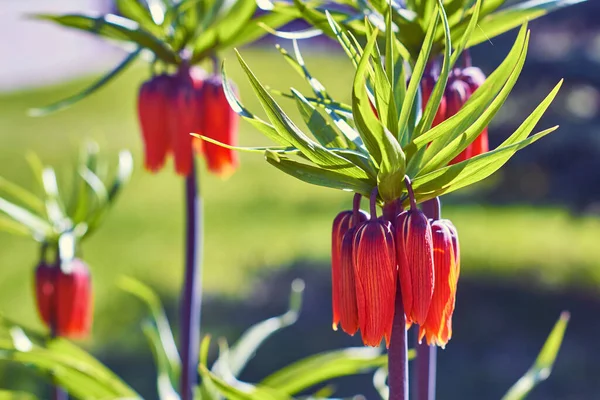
[331,210,368,331]
[338,226,359,335]
[199,75,240,177]
[418,220,458,347]
[395,209,434,326]
[137,74,172,172]
[55,259,93,338]
[34,262,56,327]
[353,219,396,347]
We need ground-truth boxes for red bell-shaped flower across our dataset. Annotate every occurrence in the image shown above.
[34,258,93,338]
[331,209,368,332]
[419,220,459,347]
[198,76,240,177]
[353,218,397,347]
[421,73,447,127]
[55,258,93,338]
[395,208,435,326]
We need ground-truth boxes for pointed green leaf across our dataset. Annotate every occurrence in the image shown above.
[292,89,347,149]
[265,152,374,196]
[412,126,557,197]
[41,167,66,227]
[29,48,141,116]
[118,276,181,382]
[0,176,44,215]
[414,0,452,138]
[466,0,585,47]
[32,14,178,64]
[115,0,164,37]
[237,51,369,179]
[0,198,52,239]
[417,30,530,174]
[213,279,304,378]
[398,9,439,143]
[200,365,292,400]
[502,312,570,400]
[260,347,387,395]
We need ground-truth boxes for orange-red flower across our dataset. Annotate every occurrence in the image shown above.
[137,67,240,176]
[331,209,368,333]
[34,259,93,338]
[395,208,435,326]
[353,218,397,347]
[199,76,240,177]
[419,220,459,347]
[421,73,447,127]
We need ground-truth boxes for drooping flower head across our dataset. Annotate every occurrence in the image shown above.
[137,66,240,176]
[34,258,93,338]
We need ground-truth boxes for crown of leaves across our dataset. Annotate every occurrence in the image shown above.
[197,0,562,205]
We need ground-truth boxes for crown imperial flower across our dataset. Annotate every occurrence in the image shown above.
[34,258,93,338]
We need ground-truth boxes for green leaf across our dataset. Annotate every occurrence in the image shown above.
[407,24,529,176]
[502,312,570,400]
[41,167,66,228]
[417,29,530,174]
[466,0,585,47]
[0,216,30,236]
[326,11,362,68]
[216,0,258,45]
[107,150,134,202]
[373,367,388,400]
[412,126,558,198]
[292,89,347,149]
[0,330,139,399]
[115,0,164,37]
[32,13,178,64]
[221,63,291,147]
[397,9,438,144]
[260,347,386,395]
[221,4,300,50]
[200,365,292,400]
[213,279,304,378]
[118,276,181,383]
[265,152,374,196]
[142,322,181,400]
[237,51,370,180]
[0,176,44,215]
[0,197,52,240]
[29,48,141,116]
[352,30,405,201]
[414,0,452,138]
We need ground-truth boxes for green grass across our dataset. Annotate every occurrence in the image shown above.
[0,48,599,345]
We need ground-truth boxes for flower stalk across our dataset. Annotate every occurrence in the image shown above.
[415,197,441,400]
[386,196,409,400]
[180,159,204,400]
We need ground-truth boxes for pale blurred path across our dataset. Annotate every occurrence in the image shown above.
[0,0,125,92]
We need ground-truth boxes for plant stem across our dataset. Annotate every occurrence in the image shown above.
[384,200,408,400]
[388,283,409,400]
[180,159,204,400]
[415,197,441,400]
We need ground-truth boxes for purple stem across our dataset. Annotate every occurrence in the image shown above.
[404,177,417,210]
[383,201,408,400]
[50,327,68,400]
[352,192,362,222]
[369,188,378,218]
[180,159,204,400]
[388,281,409,400]
[415,197,441,400]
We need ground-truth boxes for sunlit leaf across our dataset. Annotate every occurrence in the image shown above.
[502,312,570,400]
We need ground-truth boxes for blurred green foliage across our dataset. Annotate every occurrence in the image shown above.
[0,48,598,348]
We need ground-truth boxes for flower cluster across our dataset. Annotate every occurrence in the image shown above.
[34,258,92,338]
[331,181,460,348]
[138,67,239,176]
[422,65,489,164]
